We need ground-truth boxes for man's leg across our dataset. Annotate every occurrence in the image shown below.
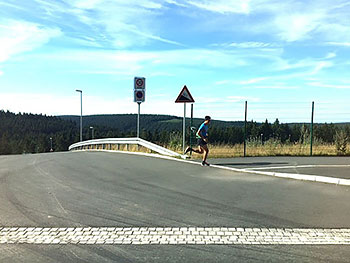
[185,145,203,154]
[191,146,203,154]
[202,144,209,162]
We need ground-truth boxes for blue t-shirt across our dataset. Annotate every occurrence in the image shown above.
[196,122,208,139]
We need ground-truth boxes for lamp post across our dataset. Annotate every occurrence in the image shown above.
[50,137,53,152]
[76,89,83,142]
[90,126,94,139]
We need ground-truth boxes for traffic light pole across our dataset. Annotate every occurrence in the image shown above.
[137,102,141,138]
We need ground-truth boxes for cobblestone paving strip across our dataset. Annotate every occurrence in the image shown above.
[1,227,350,245]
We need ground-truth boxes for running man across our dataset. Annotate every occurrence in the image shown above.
[185,116,211,166]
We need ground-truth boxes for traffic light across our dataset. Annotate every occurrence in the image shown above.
[134,89,145,102]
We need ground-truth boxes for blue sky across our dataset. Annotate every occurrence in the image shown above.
[0,0,349,122]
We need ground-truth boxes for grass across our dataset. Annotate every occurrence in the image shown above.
[169,142,349,159]
[81,141,349,159]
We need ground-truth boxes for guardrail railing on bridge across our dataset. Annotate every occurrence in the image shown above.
[68,138,186,159]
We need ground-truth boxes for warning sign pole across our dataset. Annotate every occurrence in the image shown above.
[175,85,195,154]
[183,103,186,153]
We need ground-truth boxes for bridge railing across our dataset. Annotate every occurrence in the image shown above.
[68,138,186,159]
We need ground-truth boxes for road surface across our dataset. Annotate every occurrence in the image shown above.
[0,152,350,262]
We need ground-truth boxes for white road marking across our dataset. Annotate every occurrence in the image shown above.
[1,227,350,245]
[245,165,350,170]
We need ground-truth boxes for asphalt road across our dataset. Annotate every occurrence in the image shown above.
[210,156,350,179]
[1,152,350,262]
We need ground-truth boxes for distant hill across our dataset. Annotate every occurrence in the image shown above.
[59,114,245,133]
[0,110,78,154]
[59,114,350,132]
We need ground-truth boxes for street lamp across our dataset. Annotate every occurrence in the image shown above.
[261,133,263,145]
[90,126,94,139]
[50,137,53,152]
[76,89,83,142]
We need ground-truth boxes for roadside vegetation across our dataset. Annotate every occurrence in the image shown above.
[1,110,349,157]
[180,141,347,159]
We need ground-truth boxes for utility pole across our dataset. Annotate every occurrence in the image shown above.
[50,137,53,152]
[90,126,94,139]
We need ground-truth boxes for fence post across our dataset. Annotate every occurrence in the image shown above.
[244,101,247,157]
[310,101,314,156]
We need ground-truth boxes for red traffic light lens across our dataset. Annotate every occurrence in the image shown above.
[136,91,143,99]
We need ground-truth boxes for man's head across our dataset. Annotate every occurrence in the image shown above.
[204,115,211,124]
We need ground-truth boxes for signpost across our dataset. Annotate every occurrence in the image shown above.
[175,85,195,153]
[134,77,146,138]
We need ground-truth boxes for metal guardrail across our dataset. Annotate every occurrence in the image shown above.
[68,138,186,159]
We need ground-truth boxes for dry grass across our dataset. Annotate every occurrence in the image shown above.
[172,143,346,159]
[82,142,348,158]
[84,144,153,154]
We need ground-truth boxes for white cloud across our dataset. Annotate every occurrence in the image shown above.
[165,0,188,7]
[246,85,300,90]
[276,56,334,75]
[0,20,62,63]
[37,48,250,76]
[310,61,333,75]
[325,52,336,59]
[228,42,274,48]
[214,80,231,85]
[274,13,325,42]
[68,0,105,9]
[0,92,196,118]
[196,0,350,43]
[56,0,181,48]
[308,82,350,89]
[325,42,350,47]
[240,77,268,85]
[212,42,276,49]
[187,0,250,14]
[0,70,3,76]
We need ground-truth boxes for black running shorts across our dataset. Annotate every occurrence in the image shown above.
[197,138,207,146]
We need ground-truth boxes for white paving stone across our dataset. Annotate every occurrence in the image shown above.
[0,227,350,245]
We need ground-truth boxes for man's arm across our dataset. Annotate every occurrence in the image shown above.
[196,125,208,142]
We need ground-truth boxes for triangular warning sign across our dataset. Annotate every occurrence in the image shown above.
[175,85,195,103]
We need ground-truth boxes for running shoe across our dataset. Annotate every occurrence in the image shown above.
[201,161,210,166]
